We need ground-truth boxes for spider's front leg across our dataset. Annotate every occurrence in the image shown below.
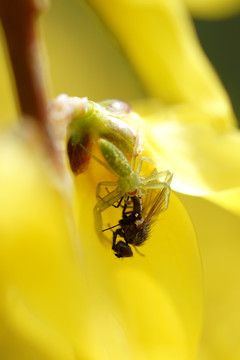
[94,187,122,245]
[135,156,155,175]
[104,190,125,209]
[142,181,172,213]
[96,180,118,200]
[143,170,172,183]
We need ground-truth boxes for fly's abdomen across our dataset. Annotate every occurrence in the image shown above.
[134,222,150,246]
[99,139,132,177]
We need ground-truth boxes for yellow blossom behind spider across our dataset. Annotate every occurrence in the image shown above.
[0,112,202,359]
[84,0,240,217]
[72,1,240,359]
[183,0,240,19]
[1,0,239,359]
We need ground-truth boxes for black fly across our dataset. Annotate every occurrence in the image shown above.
[111,195,149,258]
[103,175,172,258]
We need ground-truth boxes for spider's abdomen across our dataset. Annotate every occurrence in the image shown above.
[99,139,131,177]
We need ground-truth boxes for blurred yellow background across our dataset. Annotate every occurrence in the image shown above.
[1,1,240,360]
[1,0,240,124]
[0,0,144,125]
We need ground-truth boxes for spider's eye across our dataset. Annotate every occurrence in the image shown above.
[113,241,133,258]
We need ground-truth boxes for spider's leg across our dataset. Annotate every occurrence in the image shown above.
[96,181,118,199]
[141,181,171,212]
[94,188,122,245]
[80,143,111,172]
[104,186,129,208]
[136,156,155,175]
[143,170,172,183]
[131,129,140,171]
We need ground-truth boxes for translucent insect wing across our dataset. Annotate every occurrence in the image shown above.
[140,174,173,227]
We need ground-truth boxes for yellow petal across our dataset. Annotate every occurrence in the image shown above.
[206,187,240,216]
[132,98,240,215]
[86,0,236,130]
[75,166,203,359]
[43,0,143,101]
[179,194,240,360]
[146,115,240,195]
[0,126,202,359]
[183,0,240,19]
[0,43,17,124]
[0,130,88,359]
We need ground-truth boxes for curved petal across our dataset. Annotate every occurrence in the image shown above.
[131,100,240,215]
[145,113,240,195]
[206,187,240,216]
[75,165,203,359]
[0,127,202,359]
[143,110,240,215]
[0,131,88,359]
[43,0,144,102]
[179,194,240,360]
[183,0,240,19]
[0,43,17,124]
[86,0,236,130]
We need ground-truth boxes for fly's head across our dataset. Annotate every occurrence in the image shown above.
[112,241,133,258]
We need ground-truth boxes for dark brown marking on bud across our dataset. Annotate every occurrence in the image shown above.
[67,133,92,175]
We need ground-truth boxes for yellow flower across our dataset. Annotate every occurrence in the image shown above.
[183,0,240,19]
[0,1,202,356]
[1,0,238,359]
[0,115,202,359]
[83,0,240,215]
[81,1,240,359]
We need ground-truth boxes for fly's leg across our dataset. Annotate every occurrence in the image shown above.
[112,228,124,247]
[111,196,125,208]
[112,229,133,258]
[104,189,125,208]
[122,197,129,219]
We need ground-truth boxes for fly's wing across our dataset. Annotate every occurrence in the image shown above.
[139,173,173,229]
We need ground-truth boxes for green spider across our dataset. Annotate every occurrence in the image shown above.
[81,135,173,245]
